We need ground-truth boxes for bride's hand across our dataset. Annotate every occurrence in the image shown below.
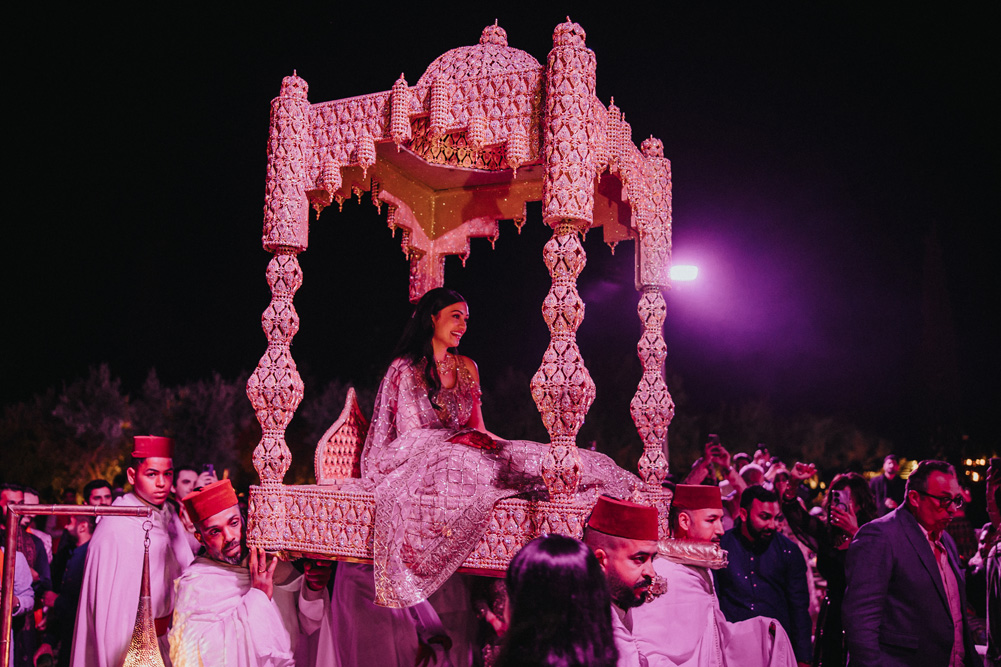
[448,430,499,451]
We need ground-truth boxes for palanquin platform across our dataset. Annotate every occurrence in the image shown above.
[245,20,676,575]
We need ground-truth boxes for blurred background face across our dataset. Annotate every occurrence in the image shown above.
[20,491,38,527]
[883,457,899,477]
[87,486,113,506]
[0,489,23,520]
[175,469,198,501]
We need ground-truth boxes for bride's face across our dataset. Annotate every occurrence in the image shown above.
[431,301,468,350]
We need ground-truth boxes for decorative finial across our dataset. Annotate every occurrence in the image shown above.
[480,22,508,46]
[641,135,665,158]
[553,18,586,47]
[280,70,308,99]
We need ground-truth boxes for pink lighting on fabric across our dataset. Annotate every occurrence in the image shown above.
[670,265,699,281]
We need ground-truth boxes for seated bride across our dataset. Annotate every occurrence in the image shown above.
[361,287,642,608]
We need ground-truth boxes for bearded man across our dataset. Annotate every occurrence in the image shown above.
[169,479,333,667]
[582,495,660,667]
[631,484,797,667]
[71,436,195,667]
[714,485,812,665]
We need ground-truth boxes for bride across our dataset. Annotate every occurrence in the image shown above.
[362,287,641,608]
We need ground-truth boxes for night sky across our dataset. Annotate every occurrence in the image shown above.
[8,5,997,453]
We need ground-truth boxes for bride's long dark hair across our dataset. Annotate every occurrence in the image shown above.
[392,287,466,406]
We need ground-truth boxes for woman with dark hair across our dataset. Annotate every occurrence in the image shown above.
[782,465,877,667]
[495,535,618,667]
[361,288,638,609]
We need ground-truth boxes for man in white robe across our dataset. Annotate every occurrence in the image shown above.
[71,435,194,667]
[631,485,798,667]
[169,479,333,667]
[582,495,662,667]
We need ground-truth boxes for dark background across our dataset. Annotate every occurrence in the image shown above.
[7,5,997,461]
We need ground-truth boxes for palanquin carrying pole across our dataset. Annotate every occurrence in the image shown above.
[246,19,676,569]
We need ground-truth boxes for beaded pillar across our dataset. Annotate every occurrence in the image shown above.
[629,136,674,535]
[530,221,593,500]
[533,19,599,502]
[249,71,311,494]
[541,19,596,227]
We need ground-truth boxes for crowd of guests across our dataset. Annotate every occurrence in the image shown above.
[1,438,995,667]
[0,286,995,667]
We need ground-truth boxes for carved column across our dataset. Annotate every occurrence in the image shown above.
[629,136,675,536]
[541,19,596,227]
[531,221,594,500]
[531,19,599,504]
[631,288,673,481]
[248,72,311,495]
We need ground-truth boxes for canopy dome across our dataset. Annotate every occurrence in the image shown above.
[416,23,541,88]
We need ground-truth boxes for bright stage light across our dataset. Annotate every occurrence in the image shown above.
[671,265,699,281]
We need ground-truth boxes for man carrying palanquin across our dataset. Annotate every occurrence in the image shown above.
[170,479,333,666]
[631,484,797,667]
[582,495,661,667]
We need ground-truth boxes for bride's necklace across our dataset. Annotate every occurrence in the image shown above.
[436,353,453,374]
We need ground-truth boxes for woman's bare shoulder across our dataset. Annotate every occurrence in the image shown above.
[455,355,480,382]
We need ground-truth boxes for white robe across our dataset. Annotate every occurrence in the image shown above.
[169,556,329,667]
[611,605,647,667]
[631,558,797,667]
[71,493,195,667]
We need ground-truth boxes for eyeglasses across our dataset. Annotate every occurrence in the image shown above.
[915,490,964,510]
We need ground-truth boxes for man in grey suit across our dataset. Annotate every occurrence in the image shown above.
[843,460,980,666]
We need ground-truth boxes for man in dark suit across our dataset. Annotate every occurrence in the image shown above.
[869,454,906,516]
[843,460,980,667]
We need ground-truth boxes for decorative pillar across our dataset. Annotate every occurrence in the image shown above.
[532,19,599,502]
[531,221,593,500]
[248,71,311,492]
[630,136,674,536]
[541,19,596,227]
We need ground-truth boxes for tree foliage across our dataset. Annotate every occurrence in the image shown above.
[0,362,908,500]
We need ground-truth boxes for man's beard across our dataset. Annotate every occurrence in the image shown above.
[212,538,246,566]
[745,521,775,545]
[609,574,653,610]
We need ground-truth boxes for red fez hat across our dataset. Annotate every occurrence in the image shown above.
[132,435,174,459]
[587,496,659,541]
[182,479,238,524]
[672,484,723,511]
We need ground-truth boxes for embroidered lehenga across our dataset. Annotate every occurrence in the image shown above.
[362,356,640,608]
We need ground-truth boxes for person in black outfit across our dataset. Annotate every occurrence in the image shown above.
[783,464,877,667]
[869,454,905,517]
